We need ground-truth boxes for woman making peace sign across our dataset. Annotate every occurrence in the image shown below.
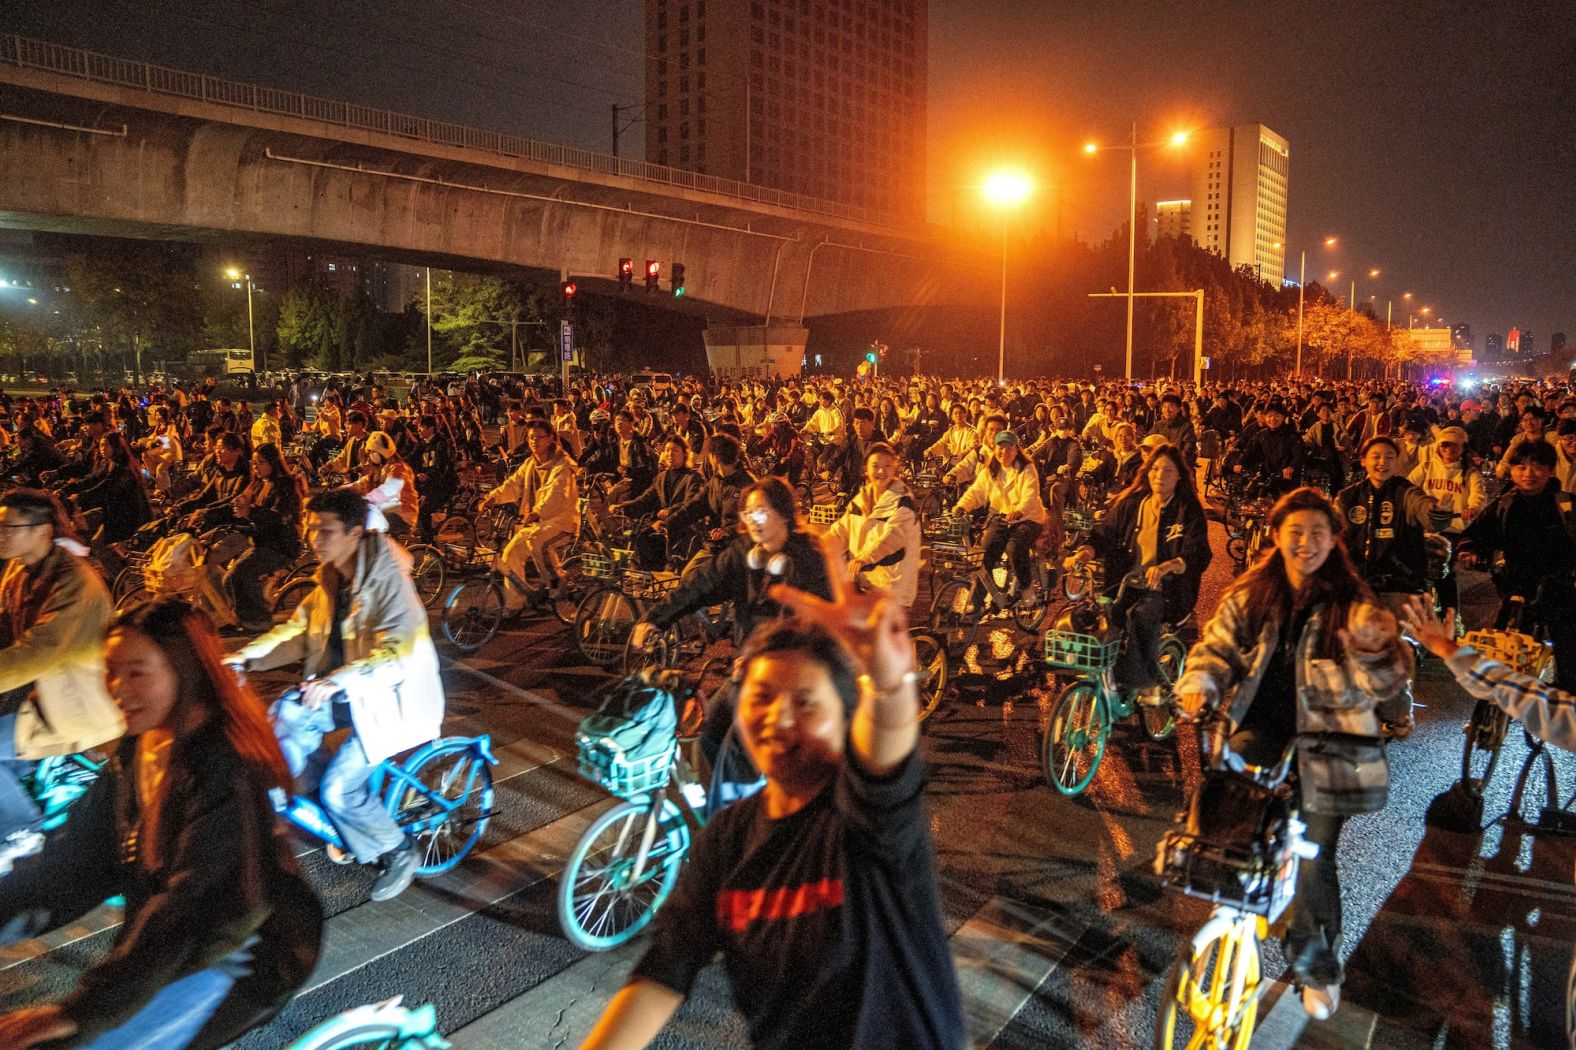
[580,538,964,1050]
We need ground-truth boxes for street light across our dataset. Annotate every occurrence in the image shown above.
[981,169,1033,384]
[1292,236,1338,374]
[1084,126,1190,380]
[225,266,258,372]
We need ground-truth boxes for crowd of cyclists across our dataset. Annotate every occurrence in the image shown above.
[1,362,1575,1047]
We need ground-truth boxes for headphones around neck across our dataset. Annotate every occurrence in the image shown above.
[747,543,791,577]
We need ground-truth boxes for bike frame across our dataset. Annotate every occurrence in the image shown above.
[278,735,498,850]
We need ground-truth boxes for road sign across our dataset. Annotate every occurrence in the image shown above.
[560,321,574,362]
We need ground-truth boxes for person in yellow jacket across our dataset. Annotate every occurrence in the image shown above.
[952,431,1048,606]
[478,421,580,613]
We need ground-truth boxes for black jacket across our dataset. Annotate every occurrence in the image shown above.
[583,435,658,492]
[1457,481,1576,595]
[1086,489,1212,623]
[1336,475,1435,594]
[647,532,834,641]
[0,723,322,1048]
[1238,423,1306,484]
[623,466,704,520]
[667,464,753,539]
[72,465,155,543]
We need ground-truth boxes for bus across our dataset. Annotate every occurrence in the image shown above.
[189,348,255,376]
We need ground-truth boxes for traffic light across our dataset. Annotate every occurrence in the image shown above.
[560,279,577,310]
[617,258,633,291]
[644,259,660,293]
[865,351,877,364]
[878,343,888,357]
[671,262,686,297]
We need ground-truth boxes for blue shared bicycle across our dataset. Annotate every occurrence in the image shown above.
[274,689,499,876]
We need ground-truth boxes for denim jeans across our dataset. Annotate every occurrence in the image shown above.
[272,697,406,863]
[0,712,41,839]
[77,963,236,1049]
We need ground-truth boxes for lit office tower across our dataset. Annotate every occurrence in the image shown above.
[1154,199,1192,242]
[1190,124,1288,285]
[643,0,928,217]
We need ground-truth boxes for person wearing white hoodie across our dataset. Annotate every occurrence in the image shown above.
[824,443,922,608]
[1407,425,1486,620]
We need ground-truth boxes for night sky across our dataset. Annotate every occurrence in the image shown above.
[4,1,1572,349]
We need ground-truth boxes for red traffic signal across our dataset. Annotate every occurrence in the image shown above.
[560,279,577,305]
[617,258,633,290]
[644,259,660,292]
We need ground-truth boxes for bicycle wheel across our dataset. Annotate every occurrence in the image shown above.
[391,741,496,876]
[272,575,317,624]
[551,553,585,625]
[929,578,983,652]
[1062,567,1091,604]
[1143,636,1187,742]
[111,565,145,603]
[1042,681,1109,795]
[624,616,705,674]
[1154,923,1261,1050]
[1012,563,1052,634]
[912,630,950,722]
[558,796,690,951]
[1459,699,1509,800]
[442,578,504,654]
[1225,536,1248,565]
[405,543,447,608]
[573,588,638,667]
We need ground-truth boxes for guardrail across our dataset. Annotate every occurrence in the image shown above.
[0,32,902,229]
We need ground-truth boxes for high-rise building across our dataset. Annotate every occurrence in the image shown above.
[1153,199,1192,242]
[643,0,928,217]
[1552,332,1567,355]
[1189,124,1288,286]
[1450,323,1473,349]
[1485,332,1504,357]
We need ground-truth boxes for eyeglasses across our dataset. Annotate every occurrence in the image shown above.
[739,508,773,526]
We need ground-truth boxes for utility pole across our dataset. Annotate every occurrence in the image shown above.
[425,267,433,375]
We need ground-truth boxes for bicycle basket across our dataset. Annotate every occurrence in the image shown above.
[582,552,620,580]
[1462,628,1552,678]
[928,515,972,543]
[1154,769,1299,918]
[808,503,843,526]
[929,541,982,570]
[622,570,681,600]
[1043,630,1120,672]
[576,675,679,798]
[1063,509,1094,534]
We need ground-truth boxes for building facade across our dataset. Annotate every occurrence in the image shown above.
[1189,124,1288,286]
[1153,199,1192,242]
[643,0,927,217]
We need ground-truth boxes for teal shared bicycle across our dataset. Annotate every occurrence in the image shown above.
[1041,563,1189,796]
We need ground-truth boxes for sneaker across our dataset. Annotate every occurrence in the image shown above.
[368,841,418,902]
[0,828,45,876]
[325,843,355,866]
[1136,685,1168,708]
[1301,982,1340,1020]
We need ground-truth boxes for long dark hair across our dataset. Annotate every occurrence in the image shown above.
[1113,444,1202,512]
[111,600,292,866]
[1230,487,1373,660]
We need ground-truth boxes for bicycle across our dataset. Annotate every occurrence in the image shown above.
[1458,617,1554,802]
[1040,567,1188,796]
[927,513,1054,652]
[572,563,685,668]
[1152,716,1321,1049]
[286,997,449,1050]
[557,672,716,951]
[0,752,109,875]
[274,688,498,875]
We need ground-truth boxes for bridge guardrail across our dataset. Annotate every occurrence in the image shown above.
[0,32,904,230]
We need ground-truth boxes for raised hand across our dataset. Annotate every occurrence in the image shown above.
[1340,602,1398,657]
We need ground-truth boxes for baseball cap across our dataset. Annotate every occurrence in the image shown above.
[1436,426,1468,445]
[994,430,1019,446]
[1139,433,1168,451]
[1460,399,1481,411]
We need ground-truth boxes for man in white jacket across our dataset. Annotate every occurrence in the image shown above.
[824,443,921,608]
[236,486,445,902]
[1408,425,1486,621]
[479,421,581,613]
[952,431,1048,606]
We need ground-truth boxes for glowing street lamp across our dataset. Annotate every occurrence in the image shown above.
[1084,126,1190,380]
[981,170,1033,383]
[1293,235,1338,374]
[224,266,257,371]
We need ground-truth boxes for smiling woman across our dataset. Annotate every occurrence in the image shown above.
[580,543,965,1050]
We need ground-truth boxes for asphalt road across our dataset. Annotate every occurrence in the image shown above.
[3,516,1573,1050]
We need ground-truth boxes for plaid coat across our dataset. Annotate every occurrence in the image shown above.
[1178,589,1414,814]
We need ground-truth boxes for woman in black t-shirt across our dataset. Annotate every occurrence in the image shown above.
[580,547,964,1050]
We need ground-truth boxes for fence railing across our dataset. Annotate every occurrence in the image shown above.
[0,32,901,229]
